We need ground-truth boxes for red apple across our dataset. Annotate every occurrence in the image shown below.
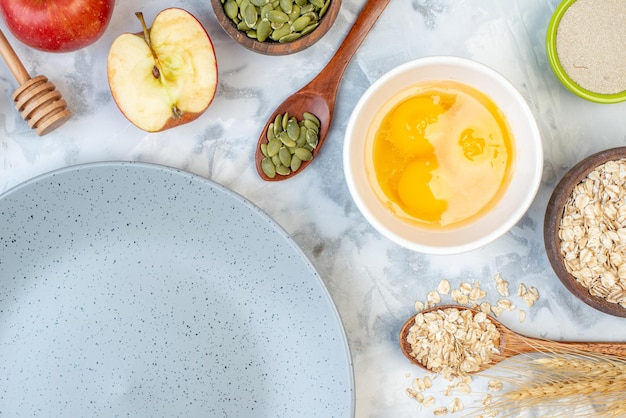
[0,0,115,52]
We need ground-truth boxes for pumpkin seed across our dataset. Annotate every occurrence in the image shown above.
[273,114,282,136]
[271,24,291,40]
[294,147,313,161]
[260,3,274,18]
[278,146,292,167]
[300,22,319,36]
[306,129,318,147]
[279,33,301,43]
[281,112,289,131]
[258,111,321,178]
[303,111,320,126]
[275,164,291,176]
[279,131,297,147]
[290,155,302,171]
[299,3,314,14]
[221,0,332,44]
[279,0,293,14]
[289,5,301,21]
[256,18,272,42]
[243,3,258,27]
[296,126,307,146]
[267,9,289,23]
[237,21,251,31]
[271,21,285,30]
[224,0,239,20]
[267,138,282,156]
[286,117,300,140]
[291,15,311,32]
[319,0,330,17]
[261,158,276,178]
[303,119,319,133]
[267,123,276,140]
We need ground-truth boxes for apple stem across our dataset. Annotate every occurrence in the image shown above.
[135,12,160,79]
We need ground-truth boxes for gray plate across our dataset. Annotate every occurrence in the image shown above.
[0,162,354,417]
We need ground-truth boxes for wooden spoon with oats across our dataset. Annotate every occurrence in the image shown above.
[400,305,626,376]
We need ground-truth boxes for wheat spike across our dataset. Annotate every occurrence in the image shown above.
[474,347,626,417]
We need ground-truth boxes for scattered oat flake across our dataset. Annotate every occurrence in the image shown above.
[497,299,515,311]
[488,379,503,392]
[412,377,426,392]
[449,398,464,413]
[433,406,448,415]
[519,309,526,323]
[427,290,441,306]
[494,274,509,297]
[479,301,491,314]
[457,294,470,305]
[491,305,504,317]
[438,279,451,294]
[459,282,472,295]
[469,286,486,301]
[456,382,471,394]
[423,395,435,407]
[415,300,425,311]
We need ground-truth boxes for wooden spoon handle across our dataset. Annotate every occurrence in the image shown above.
[0,29,31,85]
[305,0,392,97]
[509,333,626,358]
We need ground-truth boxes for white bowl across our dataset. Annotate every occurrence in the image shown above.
[343,56,543,254]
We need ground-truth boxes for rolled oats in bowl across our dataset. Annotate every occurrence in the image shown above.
[545,147,626,317]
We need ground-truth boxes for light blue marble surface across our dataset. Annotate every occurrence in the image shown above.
[1,0,625,416]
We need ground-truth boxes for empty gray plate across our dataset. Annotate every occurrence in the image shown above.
[0,162,354,417]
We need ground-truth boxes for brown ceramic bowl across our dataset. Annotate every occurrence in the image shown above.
[544,146,626,317]
[210,0,341,55]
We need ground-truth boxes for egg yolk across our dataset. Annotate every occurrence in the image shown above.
[370,81,514,229]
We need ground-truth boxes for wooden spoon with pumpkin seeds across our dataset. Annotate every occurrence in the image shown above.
[255,0,392,181]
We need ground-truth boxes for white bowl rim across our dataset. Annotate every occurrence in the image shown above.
[343,55,543,254]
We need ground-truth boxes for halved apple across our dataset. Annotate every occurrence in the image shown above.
[107,8,218,132]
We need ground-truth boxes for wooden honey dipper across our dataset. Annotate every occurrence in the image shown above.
[0,29,71,136]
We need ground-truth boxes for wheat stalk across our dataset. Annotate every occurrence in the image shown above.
[474,345,626,418]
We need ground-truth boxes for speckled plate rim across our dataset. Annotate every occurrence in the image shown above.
[544,147,626,317]
[0,161,355,416]
[546,0,626,104]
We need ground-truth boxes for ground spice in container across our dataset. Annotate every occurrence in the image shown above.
[555,0,626,95]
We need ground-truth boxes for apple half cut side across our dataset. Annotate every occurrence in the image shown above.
[107,8,218,132]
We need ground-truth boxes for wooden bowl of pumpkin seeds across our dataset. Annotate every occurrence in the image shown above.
[211,0,340,55]
[544,146,626,317]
